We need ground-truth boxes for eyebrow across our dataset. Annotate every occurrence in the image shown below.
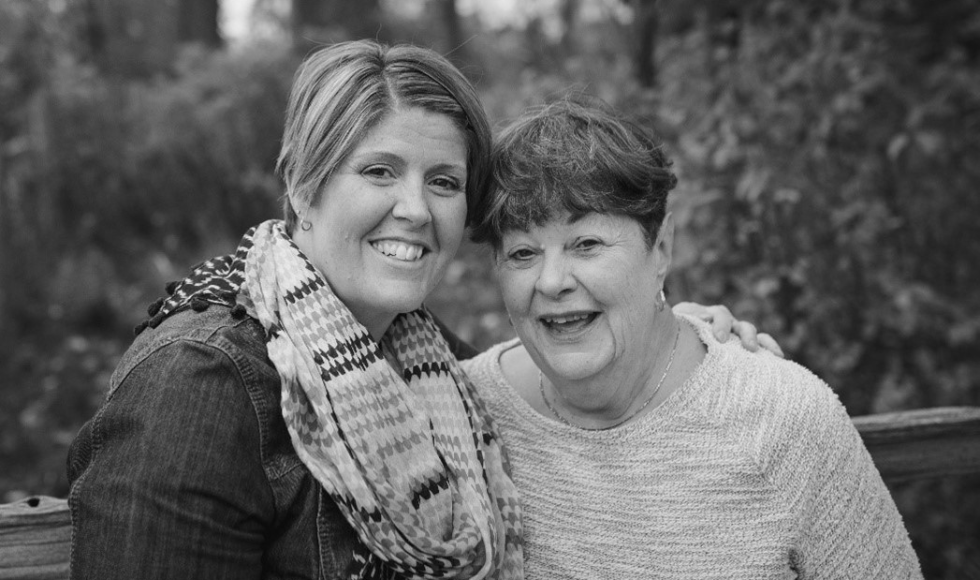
[350,152,466,176]
[429,162,467,177]
[348,151,404,167]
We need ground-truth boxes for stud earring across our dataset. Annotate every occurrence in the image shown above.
[300,219,312,231]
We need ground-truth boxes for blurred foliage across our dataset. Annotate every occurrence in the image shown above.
[1,0,978,576]
[0,0,290,499]
[645,3,980,576]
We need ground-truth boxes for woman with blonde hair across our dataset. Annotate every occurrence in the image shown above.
[69,40,521,580]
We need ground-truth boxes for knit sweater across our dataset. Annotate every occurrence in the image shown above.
[461,316,922,580]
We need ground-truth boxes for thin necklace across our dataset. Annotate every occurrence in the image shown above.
[538,322,680,431]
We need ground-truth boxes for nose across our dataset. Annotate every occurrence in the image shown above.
[535,252,576,298]
[391,179,432,226]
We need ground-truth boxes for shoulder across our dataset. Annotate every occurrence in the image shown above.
[127,304,267,359]
[107,306,283,433]
[76,305,294,483]
[680,312,841,429]
[681,317,854,471]
[460,340,499,382]
[744,350,845,429]
[461,338,524,408]
[712,347,864,490]
[115,307,272,389]
[713,343,848,437]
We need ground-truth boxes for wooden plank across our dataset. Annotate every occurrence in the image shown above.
[0,496,70,580]
[854,406,980,482]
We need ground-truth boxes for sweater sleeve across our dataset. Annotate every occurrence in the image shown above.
[761,364,923,580]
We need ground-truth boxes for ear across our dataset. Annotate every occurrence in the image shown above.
[292,193,310,215]
[651,212,674,287]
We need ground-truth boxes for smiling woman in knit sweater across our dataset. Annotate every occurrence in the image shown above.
[464,97,923,579]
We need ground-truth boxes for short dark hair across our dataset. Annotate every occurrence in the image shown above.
[278,40,492,233]
[471,96,678,249]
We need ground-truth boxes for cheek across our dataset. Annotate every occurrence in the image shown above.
[496,269,533,318]
[435,199,468,248]
[608,283,655,337]
[318,222,353,256]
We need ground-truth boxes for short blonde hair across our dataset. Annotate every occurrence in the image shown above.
[278,40,492,232]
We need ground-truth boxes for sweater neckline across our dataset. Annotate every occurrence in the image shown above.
[485,314,726,440]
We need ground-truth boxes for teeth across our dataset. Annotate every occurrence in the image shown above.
[544,313,591,325]
[373,241,424,261]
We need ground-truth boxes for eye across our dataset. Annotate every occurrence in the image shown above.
[429,175,464,196]
[575,238,603,253]
[504,247,537,264]
[361,165,396,181]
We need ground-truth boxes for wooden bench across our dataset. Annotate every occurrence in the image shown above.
[853,406,980,481]
[0,495,70,580]
[2,406,979,579]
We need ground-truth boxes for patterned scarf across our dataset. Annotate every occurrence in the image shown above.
[146,220,523,580]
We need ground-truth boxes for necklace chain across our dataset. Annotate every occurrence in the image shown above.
[538,322,680,431]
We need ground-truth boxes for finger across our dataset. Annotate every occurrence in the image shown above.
[757,333,785,358]
[709,305,735,341]
[672,301,712,320]
[733,320,760,351]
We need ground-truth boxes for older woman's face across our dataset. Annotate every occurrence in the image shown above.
[495,212,668,385]
[292,107,468,338]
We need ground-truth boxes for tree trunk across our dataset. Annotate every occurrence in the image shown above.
[83,0,174,76]
[77,0,220,76]
[559,0,582,54]
[177,0,221,47]
[632,0,660,87]
[291,0,384,52]
[437,0,464,56]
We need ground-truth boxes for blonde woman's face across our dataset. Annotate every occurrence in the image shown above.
[292,107,468,339]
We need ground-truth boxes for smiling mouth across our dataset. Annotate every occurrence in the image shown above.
[371,241,426,262]
[540,312,600,333]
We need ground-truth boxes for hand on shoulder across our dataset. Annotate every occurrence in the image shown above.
[672,301,784,358]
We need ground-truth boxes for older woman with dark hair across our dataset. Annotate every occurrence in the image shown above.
[464,98,923,579]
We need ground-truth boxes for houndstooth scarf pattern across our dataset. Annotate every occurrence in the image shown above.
[148,220,523,580]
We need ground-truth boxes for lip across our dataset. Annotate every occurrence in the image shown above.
[536,310,601,341]
[537,310,598,323]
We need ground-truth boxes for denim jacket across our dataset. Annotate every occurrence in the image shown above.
[67,305,477,579]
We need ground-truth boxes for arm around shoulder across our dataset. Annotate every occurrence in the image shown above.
[68,335,275,580]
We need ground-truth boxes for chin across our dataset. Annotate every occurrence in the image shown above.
[541,350,609,383]
[376,290,427,316]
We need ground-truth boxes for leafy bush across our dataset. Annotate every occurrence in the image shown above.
[0,40,293,498]
[649,2,980,577]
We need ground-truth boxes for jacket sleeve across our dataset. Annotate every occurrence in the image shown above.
[68,338,276,580]
[767,369,923,580]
